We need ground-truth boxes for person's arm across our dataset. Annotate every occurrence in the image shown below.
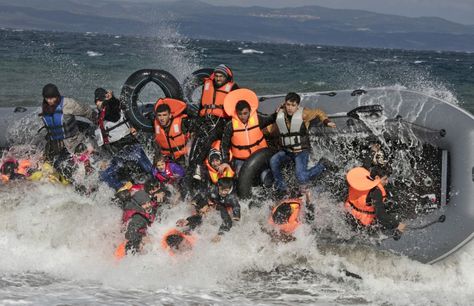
[170,162,185,179]
[63,97,98,124]
[228,194,241,220]
[258,112,277,129]
[217,205,233,235]
[302,108,334,128]
[372,188,400,229]
[221,121,233,163]
[186,214,203,231]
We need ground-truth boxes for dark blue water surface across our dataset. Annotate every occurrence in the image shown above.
[0,28,473,114]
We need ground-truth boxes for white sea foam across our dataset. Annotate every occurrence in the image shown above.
[241,49,264,54]
[86,51,103,57]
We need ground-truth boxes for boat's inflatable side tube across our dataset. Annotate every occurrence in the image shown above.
[121,69,183,133]
[182,68,213,117]
[237,148,274,198]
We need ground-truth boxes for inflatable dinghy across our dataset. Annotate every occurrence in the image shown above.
[2,69,472,264]
[255,88,474,264]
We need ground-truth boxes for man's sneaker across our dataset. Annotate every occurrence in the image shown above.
[193,165,202,181]
[318,157,339,172]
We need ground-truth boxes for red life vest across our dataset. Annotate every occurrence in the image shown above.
[268,198,302,234]
[200,77,235,118]
[153,98,189,160]
[344,167,387,226]
[223,89,267,160]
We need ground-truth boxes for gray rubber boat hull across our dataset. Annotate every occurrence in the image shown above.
[258,87,474,264]
[1,87,473,264]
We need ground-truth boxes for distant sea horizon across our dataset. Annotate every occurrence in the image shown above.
[0,27,473,114]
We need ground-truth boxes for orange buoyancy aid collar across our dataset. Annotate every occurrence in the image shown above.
[345,167,387,226]
[230,114,267,159]
[154,116,189,160]
[205,160,235,184]
[154,98,187,117]
[269,198,302,234]
[161,228,196,256]
[200,78,235,118]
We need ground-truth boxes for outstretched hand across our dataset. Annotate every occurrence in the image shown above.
[326,121,336,128]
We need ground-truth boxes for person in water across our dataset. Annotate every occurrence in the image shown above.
[269,92,337,197]
[95,87,154,191]
[362,135,388,170]
[345,165,406,233]
[121,190,159,255]
[176,177,240,242]
[153,98,192,167]
[0,159,32,183]
[187,64,239,183]
[39,83,97,179]
[220,89,276,175]
[265,190,314,242]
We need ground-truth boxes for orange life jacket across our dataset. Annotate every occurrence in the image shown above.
[268,198,302,234]
[223,89,268,160]
[344,167,387,226]
[154,98,189,160]
[161,228,196,256]
[0,159,32,182]
[114,240,127,260]
[200,78,235,118]
[205,140,234,184]
[205,160,235,184]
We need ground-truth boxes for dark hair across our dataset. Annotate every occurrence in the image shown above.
[144,178,163,194]
[1,161,18,176]
[370,165,391,179]
[74,143,87,154]
[236,100,250,112]
[42,83,60,99]
[285,92,301,104]
[153,154,166,165]
[155,103,171,114]
[217,177,233,189]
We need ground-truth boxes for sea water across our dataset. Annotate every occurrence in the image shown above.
[0,27,473,305]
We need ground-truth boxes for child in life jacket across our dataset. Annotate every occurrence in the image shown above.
[176,177,240,242]
[203,147,234,188]
[152,154,185,189]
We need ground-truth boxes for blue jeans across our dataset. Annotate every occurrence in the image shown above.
[270,150,326,192]
[100,144,153,190]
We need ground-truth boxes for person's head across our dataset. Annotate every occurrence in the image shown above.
[166,233,193,253]
[42,83,60,106]
[213,64,233,87]
[284,92,301,116]
[370,166,391,185]
[144,178,164,196]
[217,177,233,197]
[155,103,172,127]
[132,190,154,211]
[208,149,222,170]
[1,160,18,178]
[94,88,108,109]
[74,143,88,155]
[153,154,167,172]
[235,100,251,124]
